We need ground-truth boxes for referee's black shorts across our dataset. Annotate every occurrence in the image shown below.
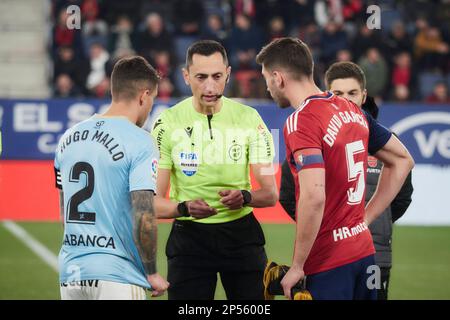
[166,212,267,300]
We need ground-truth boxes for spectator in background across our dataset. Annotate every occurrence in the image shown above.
[414,25,449,72]
[386,21,413,58]
[86,43,110,98]
[228,13,263,70]
[158,78,175,101]
[358,48,389,99]
[391,52,413,89]
[391,84,410,103]
[172,0,204,36]
[287,0,315,29]
[314,0,343,28]
[335,49,353,62]
[54,46,89,94]
[320,21,348,65]
[53,8,82,57]
[109,15,137,58]
[426,82,450,104]
[267,16,287,42]
[81,0,109,58]
[352,24,384,61]
[201,13,228,42]
[54,74,81,98]
[137,13,174,64]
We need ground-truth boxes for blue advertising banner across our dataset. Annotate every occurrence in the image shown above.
[0,98,449,164]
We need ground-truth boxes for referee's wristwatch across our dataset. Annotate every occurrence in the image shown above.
[177,201,190,217]
[241,190,252,206]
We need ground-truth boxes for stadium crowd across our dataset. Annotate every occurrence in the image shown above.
[50,0,450,103]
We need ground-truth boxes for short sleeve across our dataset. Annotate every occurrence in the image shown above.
[129,136,159,193]
[363,110,392,155]
[286,111,323,153]
[150,112,173,169]
[249,110,275,164]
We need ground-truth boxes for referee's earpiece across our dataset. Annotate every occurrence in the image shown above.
[226,74,230,83]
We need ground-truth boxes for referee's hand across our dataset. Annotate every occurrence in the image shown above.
[219,190,244,210]
[186,199,217,219]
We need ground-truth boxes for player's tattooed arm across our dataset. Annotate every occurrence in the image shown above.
[131,190,157,275]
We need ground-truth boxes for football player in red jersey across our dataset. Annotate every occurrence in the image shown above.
[257,38,414,300]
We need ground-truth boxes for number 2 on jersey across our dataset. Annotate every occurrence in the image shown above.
[345,140,365,205]
[67,162,96,224]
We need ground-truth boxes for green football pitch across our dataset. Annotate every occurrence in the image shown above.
[1,222,449,300]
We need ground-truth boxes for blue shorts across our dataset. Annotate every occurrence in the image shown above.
[306,255,377,300]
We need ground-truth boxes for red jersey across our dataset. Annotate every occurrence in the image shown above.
[284,91,375,275]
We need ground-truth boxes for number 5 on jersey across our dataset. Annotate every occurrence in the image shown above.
[345,140,366,205]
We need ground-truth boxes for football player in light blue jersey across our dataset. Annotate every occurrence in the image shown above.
[54,56,169,300]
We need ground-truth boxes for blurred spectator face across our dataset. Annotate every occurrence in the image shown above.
[367,48,380,63]
[116,16,132,32]
[207,14,223,32]
[158,78,174,100]
[154,51,170,67]
[395,52,411,68]
[336,49,352,62]
[183,52,230,109]
[360,25,372,37]
[433,83,448,101]
[415,17,428,31]
[56,74,73,96]
[236,14,251,31]
[82,0,99,21]
[90,43,105,59]
[59,46,74,61]
[58,9,70,27]
[324,21,338,34]
[392,21,406,39]
[328,78,366,107]
[394,85,409,101]
[146,13,163,35]
[427,27,440,39]
[269,17,285,34]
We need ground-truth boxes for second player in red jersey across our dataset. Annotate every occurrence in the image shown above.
[284,91,374,275]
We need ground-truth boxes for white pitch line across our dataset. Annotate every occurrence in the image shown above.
[3,220,58,272]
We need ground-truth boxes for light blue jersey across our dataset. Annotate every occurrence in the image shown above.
[54,115,159,289]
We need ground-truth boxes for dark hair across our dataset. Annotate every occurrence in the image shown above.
[186,40,228,68]
[111,56,159,101]
[256,37,313,80]
[325,61,366,90]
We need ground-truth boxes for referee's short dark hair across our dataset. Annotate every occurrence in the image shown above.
[325,61,366,90]
[111,56,159,102]
[256,37,314,80]
[186,40,228,68]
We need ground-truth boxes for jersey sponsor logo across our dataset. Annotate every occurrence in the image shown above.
[367,156,378,168]
[63,233,116,249]
[184,126,193,138]
[179,152,199,176]
[332,222,369,242]
[153,118,163,130]
[94,121,104,129]
[258,124,273,158]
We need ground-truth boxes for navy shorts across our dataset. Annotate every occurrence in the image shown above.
[306,255,377,300]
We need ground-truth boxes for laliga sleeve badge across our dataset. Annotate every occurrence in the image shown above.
[151,158,158,181]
